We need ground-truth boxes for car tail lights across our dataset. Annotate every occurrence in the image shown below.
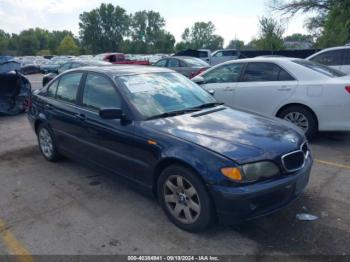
[346,86,350,93]
[190,68,208,79]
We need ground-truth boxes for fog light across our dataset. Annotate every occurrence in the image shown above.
[221,167,242,181]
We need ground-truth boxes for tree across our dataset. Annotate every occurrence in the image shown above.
[0,29,10,54]
[79,3,130,54]
[129,10,175,53]
[17,29,40,55]
[176,21,224,51]
[226,39,245,50]
[272,0,350,47]
[57,35,79,55]
[48,30,76,54]
[284,33,313,42]
[254,17,285,51]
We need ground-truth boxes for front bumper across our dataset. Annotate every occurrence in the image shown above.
[209,156,312,225]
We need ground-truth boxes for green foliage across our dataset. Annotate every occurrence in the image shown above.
[254,17,285,51]
[176,21,224,51]
[0,28,77,55]
[316,2,350,47]
[57,35,79,55]
[79,3,130,54]
[273,0,350,47]
[17,29,40,55]
[129,10,174,53]
[226,39,245,50]
[0,29,10,54]
[37,49,51,56]
[284,33,313,42]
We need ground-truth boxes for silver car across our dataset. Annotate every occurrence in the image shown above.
[211,49,239,65]
[153,56,210,78]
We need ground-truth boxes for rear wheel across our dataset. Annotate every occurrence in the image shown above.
[157,165,215,232]
[277,105,317,139]
[37,124,60,161]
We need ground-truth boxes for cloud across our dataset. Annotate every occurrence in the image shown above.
[0,0,308,43]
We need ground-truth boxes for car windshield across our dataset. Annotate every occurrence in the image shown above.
[293,59,346,77]
[118,72,217,119]
[181,57,209,67]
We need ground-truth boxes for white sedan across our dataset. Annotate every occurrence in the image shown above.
[192,57,350,138]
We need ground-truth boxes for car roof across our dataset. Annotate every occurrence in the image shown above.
[221,57,297,64]
[71,65,174,77]
[317,45,350,52]
[171,56,203,60]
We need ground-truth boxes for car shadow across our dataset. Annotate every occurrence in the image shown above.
[309,131,350,145]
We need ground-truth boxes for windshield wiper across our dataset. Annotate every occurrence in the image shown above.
[146,108,201,120]
[190,102,224,110]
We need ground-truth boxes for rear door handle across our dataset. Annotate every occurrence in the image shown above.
[224,87,235,91]
[45,104,54,110]
[75,113,87,121]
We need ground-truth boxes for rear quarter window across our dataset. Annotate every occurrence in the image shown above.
[56,73,83,103]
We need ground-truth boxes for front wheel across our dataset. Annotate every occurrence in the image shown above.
[277,106,318,139]
[157,165,215,232]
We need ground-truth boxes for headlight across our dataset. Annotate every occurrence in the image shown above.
[221,161,280,183]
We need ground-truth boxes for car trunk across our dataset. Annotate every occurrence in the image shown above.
[0,57,31,115]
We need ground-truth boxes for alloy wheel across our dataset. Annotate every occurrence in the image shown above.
[39,128,54,159]
[163,175,201,224]
[284,112,309,132]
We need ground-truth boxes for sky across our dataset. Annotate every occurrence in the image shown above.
[0,0,309,45]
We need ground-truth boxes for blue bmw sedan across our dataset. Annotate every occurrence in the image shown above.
[28,66,312,232]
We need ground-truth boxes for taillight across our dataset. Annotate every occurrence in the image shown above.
[24,95,32,112]
[190,68,208,79]
[346,86,350,93]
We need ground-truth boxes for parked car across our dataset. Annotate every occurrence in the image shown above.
[211,49,239,65]
[28,65,312,232]
[306,46,350,74]
[94,53,150,65]
[0,56,31,115]
[38,60,60,74]
[42,60,111,86]
[20,64,43,75]
[153,56,210,78]
[174,49,212,64]
[192,57,350,138]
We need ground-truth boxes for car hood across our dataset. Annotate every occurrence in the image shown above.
[143,107,305,164]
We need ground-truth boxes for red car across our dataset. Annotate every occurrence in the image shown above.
[94,53,150,65]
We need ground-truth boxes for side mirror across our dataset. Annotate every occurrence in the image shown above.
[192,76,205,85]
[208,90,215,96]
[99,108,123,120]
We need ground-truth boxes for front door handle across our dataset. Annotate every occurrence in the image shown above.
[278,86,292,91]
[224,87,235,91]
[75,113,87,121]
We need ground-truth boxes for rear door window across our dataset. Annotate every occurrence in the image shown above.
[168,59,180,68]
[242,62,292,82]
[154,59,167,67]
[213,51,223,57]
[342,49,350,65]
[310,50,344,66]
[56,73,83,103]
[223,50,237,56]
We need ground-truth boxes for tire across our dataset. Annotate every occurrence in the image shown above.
[37,124,61,162]
[157,165,215,232]
[277,105,318,139]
